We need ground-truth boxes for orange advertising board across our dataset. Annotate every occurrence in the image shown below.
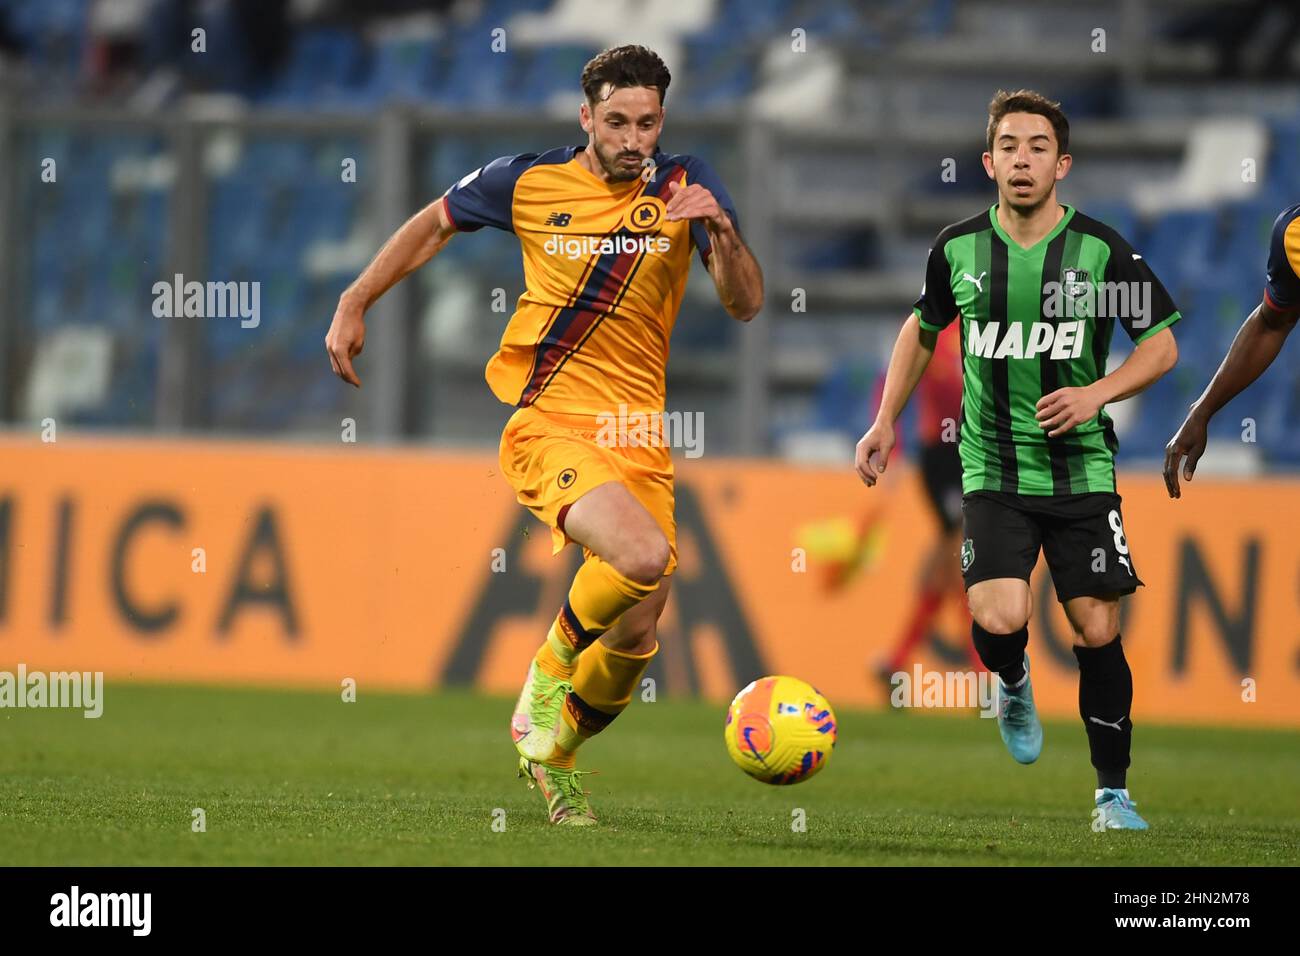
[2,436,1297,727]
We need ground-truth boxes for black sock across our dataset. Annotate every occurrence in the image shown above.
[1074,635,1132,790]
[972,621,1028,687]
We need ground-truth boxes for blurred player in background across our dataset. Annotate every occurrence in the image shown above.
[1164,202,1300,495]
[325,45,763,826]
[871,322,982,692]
[855,91,1181,830]
[795,325,978,692]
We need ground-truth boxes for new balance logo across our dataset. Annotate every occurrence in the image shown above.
[961,271,987,292]
[544,211,572,227]
[1088,715,1127,731]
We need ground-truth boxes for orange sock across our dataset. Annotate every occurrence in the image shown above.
[533,641,572,681]
[556,640,659,755]
[547,745,577,770]
[537,556,658,677]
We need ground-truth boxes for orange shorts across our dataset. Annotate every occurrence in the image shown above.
[497,405,677,575]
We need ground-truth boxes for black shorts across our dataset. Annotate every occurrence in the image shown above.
[960,491,1144,603]
[918,441,963,533]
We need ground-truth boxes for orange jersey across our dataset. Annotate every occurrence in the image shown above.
[442,146,738,414]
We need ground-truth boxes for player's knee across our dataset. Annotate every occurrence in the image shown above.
[611,531,669,586]
[1072,618,1119,648]
[969,597,1030,635]
[1065,597,1121,647]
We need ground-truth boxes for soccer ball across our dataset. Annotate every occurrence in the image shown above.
[724,675,837,785]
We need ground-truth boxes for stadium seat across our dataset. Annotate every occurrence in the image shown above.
[1083,200,1139,248]
[682,35,756,107]
[361,35,439,103]
[260,28,368,107]
[1142,207,1218,293]
[1220,198,1281,277]
[518,45,603,110]
[434,28,518,108]
[1131,118,1268,216]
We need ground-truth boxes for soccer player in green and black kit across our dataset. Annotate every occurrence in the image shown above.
[855,90,1180,830]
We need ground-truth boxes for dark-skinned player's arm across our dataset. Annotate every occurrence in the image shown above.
[664,179,763,322]
[1163,298,1299,498]
[855,314,940,487]
[325,196,456,388]
[1035,326,1178,437]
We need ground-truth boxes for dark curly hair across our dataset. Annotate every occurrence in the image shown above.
[581,45,671,107]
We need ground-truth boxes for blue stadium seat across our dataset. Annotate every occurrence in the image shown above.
[1266,119,1300,200]
[428,32,520,108]
[904,0,957,38]
[811,358,880,440]
[187,2,252,96]
[1117,368,1184,458]
[1142,208,1218,298]
[516,45,600,109]
[260,28,368,107]
[1084,200,1139,248]
[199,135,367,428]
[705,0,795,43]
[1254,365,1300,464]
[6,0,88,74]
[682,35,756,108]
[783,229,876,271]
[361,35,439,103]
[1220,198,1280,277]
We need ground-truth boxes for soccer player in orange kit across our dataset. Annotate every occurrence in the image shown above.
[325,45,763,825]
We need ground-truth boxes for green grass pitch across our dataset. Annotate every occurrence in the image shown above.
[2,683,1297,866]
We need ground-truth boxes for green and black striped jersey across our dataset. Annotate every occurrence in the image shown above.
[913,203,1181,496]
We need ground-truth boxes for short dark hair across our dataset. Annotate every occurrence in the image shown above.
[986,89,1069,155]
[581,45,671,107]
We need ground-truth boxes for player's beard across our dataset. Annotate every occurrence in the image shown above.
[594,139,654,182]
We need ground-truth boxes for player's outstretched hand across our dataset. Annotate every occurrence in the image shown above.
[1162,412,1208,499]
[1035,385,1102,437]
[855,421,894,487]
[325,298,366,388]
[665,179,726,229]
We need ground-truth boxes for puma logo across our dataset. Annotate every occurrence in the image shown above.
[1088,715,1127,731]
[961,271,987,292]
